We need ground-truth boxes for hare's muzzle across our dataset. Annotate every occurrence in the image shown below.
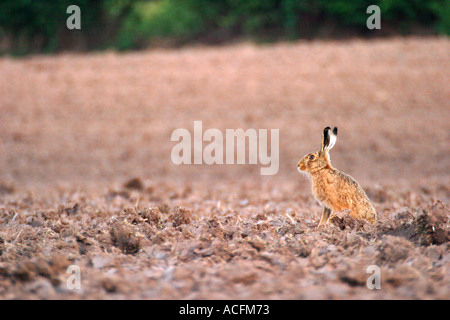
[297,160,306,171]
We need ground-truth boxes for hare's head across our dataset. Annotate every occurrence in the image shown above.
[298,127,337,173]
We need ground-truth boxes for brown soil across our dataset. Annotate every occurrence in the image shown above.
[0,37,449,299]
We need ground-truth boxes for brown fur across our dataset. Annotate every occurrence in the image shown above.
[298,127,377,225]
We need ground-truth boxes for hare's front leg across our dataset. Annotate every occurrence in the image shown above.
[318,207,331,226]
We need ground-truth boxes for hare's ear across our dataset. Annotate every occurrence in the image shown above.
[321,127,338,152]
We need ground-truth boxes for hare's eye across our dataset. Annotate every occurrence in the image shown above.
[309,154,315,160]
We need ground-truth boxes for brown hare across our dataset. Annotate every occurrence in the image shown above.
[298,127,377,226]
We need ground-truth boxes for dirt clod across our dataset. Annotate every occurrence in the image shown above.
[171,206,193,227]
[124,178,144,190]
[110,221,142,255]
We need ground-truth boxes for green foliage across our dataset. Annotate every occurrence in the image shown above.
[0,0,67,53]
[117,0,208,49]
[429,0,450,35]
[0,0,134,54]
[0,0,448,54]
[118,0,448,47]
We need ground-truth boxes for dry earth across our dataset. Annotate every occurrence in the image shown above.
[0,37,449,299]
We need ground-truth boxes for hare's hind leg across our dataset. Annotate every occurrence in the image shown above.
[318,207,331,226]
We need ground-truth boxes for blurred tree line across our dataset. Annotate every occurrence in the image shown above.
[0,0,448,54]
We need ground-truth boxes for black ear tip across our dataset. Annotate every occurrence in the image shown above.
[333,127,338,135]
[324,126,331,133]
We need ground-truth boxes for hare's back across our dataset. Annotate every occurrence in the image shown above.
[334,170,376,213]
